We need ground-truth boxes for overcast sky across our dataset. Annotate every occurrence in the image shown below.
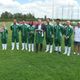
[0,0,80,19]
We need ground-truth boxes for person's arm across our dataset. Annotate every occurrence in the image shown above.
[69,27,73,38]
[61,24,65,35]
[35,25,38,32]
[6,29,8,39]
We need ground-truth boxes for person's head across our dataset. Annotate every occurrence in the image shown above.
[30,21,34,26]
[43,21,47,25]
[13,19,17,24]
[46,18,50,24]
[56,19,60,25]
[38,19,42,25]
[22,20,25,24]
[66,21,71,26]
[78,22,80,27]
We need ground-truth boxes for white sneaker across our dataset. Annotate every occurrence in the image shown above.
[77,53,80,55]
[63,52,67,55]
[11,48,14,50]
[28,44,31,52]
[45,50,48,53]
[22,43,24,50]
[25,43,28,50]
[49,45,53,53]
[16,43,19,50]
[45,45,49,53]
[67,53,70,56]
[2,44,4,50]
[11,43,15,50]
[32,44,34,52]
[50,50,52,53]
[74,52,76,54]
[4,44,7,50]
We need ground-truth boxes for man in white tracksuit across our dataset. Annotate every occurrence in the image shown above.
[74,22,80,55]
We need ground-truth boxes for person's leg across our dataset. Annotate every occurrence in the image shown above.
[77,43,80,55]
[67,39,72,56]
[21,37,25,50]
[16,36,19,50]
[63,39,68,54]
[4,39,7,50]
[45,38,49,52]
[74,42,78,54]
[45,44,49,52]
[54,39,58,52]
[22,43,24,50]
[31,36,34,52]
[25,43,28,50]
[28,43,31,52]
[5,44,7,50]
[11,36,15,50]
[49,38,53,53]
[36,43,38,52]
[40,43,43,51]
[58,40,61,53]
[24,37,27,50]
[2,44,4,50]
[32,43,34,52]
[1,39,4,50]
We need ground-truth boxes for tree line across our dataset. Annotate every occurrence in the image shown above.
[0,11,37,21]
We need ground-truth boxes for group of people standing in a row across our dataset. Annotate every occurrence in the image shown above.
[0,18,80,56]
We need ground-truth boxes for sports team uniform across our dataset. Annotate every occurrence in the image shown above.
[64,25,73,56]
[28,25,35,52]
[10,23,20,50]
[20,24,29,50]
[35,24,45,52]
[53,24,63,53]
[45,24,54,53]
[0,27,8,50]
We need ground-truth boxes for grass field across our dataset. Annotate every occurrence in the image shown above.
[0,22,79,80]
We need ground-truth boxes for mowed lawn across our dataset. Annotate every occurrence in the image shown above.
[0,22,79,80]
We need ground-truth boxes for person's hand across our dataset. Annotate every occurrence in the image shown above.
[66,36,69,39]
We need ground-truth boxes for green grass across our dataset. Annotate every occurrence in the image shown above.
[0,51,80,80]
[0,22,79,80]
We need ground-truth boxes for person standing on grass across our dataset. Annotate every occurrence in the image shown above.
[63,21,73,56]
[35,19,45,52]
[0,22,8,50]
[10,19,20,50]
[28,22,35,52]
[20,20,29,50]
[74,22,80,55]
[45,19,54,53]
[53,19,64,53]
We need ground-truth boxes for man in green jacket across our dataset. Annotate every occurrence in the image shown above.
[0,22,8,50]
[28,22,35,52]
[20,21,29,50]
[45,19,54,53]
[10,19,20,50]
[53,19,64,53]
[63,21,73,56]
